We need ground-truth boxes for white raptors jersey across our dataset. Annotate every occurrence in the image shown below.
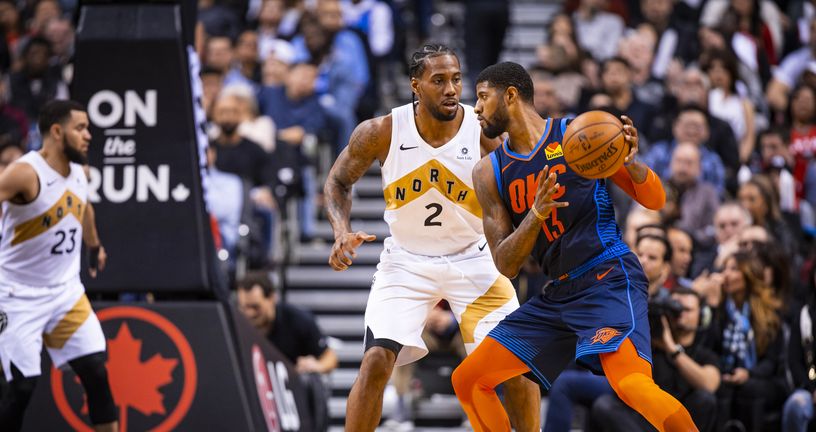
[381,103,484,256]
[0,152,87,286]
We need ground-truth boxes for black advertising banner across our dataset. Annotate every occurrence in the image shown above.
[226,304,314,432]
[72,3,212,293]
[24,302,313,431]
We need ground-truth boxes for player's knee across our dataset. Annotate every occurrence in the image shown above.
[358,347,395,385]
[70,353,117,425]
[613,373,653,402]
[451,359,482,397]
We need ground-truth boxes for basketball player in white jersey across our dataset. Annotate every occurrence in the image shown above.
[0,100,117,432]
[325,45,540,431]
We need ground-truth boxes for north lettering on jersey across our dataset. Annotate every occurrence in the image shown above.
[383,159,481,218]
[12,190,85,246]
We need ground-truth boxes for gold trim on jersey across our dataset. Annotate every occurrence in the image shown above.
[43,294,91,349]
[382,159,482,218]
[11,190,85,246]
[459,276,515,344]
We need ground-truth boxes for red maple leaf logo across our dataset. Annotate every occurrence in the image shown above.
[80,323,178,432]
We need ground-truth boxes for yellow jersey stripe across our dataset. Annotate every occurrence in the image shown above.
[43,294,91,349]
[11,190,85,246]
[382,159,482,218]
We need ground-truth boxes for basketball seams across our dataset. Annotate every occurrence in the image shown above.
[562,121,623,145]
[562,111,627,178]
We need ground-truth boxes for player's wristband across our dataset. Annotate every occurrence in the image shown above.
[530,206,547,221]
[88,245,100,271]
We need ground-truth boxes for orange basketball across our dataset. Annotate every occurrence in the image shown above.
[563,110,629,179]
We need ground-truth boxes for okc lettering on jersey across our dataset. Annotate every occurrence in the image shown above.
[383,159,482,218]
[11,190,85,246]
[507,163,566,214]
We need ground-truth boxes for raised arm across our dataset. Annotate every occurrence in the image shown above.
[472,158,567,279]
[324,115,391,271]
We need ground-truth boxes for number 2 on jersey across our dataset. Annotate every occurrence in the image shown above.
[424,203,442,226]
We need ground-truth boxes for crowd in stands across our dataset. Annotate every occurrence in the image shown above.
[6,0,816,430]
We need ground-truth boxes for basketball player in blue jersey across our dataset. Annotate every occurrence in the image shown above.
[324,47,540,431]
[451,62,699,431]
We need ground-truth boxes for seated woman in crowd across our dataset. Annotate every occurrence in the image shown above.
[713,251,787,432]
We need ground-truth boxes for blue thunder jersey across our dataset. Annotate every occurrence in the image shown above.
[489,117,630,279]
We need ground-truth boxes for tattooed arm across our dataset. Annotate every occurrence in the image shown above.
[325,115,392,271]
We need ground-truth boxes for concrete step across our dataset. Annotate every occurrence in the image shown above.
[354,176,384,198]
[329,367,359,391]
[287,289,370,312]
[498,50,539,69]
[314,220,391,242]
[351,198,386,219]
[317,314,366,338]
[334,341,364,363]
[286,266,375,289]
[504,26,547,50]
[510,3,561,25]
[296,242,382,266]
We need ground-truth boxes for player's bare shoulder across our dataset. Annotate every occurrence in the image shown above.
[0,160,39,204]
[346,113,393,164]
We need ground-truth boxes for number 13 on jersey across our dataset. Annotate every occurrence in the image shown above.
[507,164,566,242]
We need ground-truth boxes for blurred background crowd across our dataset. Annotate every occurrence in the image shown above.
[5,0,816,430]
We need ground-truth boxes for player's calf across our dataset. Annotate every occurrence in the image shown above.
[0,363,38,432]
[69,352,117,427]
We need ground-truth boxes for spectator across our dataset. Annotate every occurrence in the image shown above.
[200,66,224,118]
[0,75,27,148]
[257,0,285,61]
[258,62,326,146]
[221,83,276,152]
[0,0,21,58]
[209,92,276,211]
[766,17,816,113]
[713,251,786,432]
[738,175,798,259]
[637,0,700,78]
[597,56,657,141]
[260,39,295,87]
[205,35,254,88]
[342,0,394,58]
[637,232,673,297]
[234,30,262,86]
[783,263,816,432]
[530,68,567,118]
[8,37,67,125]
[702,49,756,164]
[42,17,72,69]
[25,0,59,37]
[643,105,727,194]
[667,227,694,284]
[665,142,720,251]
[789,86,816,196]
[463,0,509,87]
[205,143,243,256]
[0,140,22,173]
[617,25,662,107]
[198,0,241,40]
[623,204,663,248]
[236,271,337,431]
[572,0,625,61]
[292,8,368,152]
[693,201,751,276]
[592,288,721,432]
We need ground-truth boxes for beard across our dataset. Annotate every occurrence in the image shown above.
[426,101,459,122]
[63,136,87,164]
[481,104,510,139]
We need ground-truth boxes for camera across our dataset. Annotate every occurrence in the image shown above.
[648,295,685,339]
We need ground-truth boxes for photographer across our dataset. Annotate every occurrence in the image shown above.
[592,288,721,431]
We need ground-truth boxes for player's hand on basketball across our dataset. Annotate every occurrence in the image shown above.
[532,165,569,220]
[621,115,639,165]
[329,231,376,271]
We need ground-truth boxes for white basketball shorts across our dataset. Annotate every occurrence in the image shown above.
[0,277,106,381]
[365,237,519,366]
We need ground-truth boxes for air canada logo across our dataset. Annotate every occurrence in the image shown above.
[51,307,197,432]
[591,327,622,344]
